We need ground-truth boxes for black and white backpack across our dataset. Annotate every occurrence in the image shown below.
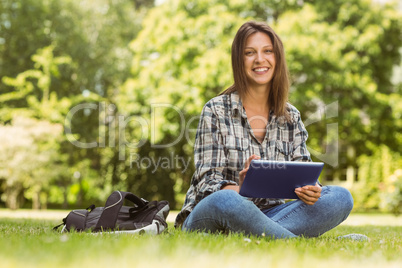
[53,191,170,234]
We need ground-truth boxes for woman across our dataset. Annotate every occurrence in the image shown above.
[175,21,354,239]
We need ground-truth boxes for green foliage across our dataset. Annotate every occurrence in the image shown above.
[0,0,144,209]
[0,0,400,210]
[0,117,63,209]
[1,45,73,121]
[0,0,141,98]
[275,0,402,164]
[380,169,402,216]
[352,146,402,215]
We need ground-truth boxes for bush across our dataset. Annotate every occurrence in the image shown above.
[351,146,402,215]
[380,169,402,216]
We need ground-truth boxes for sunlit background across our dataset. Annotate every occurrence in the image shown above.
[0,0,401,214]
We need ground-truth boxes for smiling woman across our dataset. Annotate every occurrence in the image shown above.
[242,32,277,143]
[222,21,290,121]
[243,32,276,92]
[174,21,355,240]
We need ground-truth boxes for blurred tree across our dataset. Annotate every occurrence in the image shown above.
[381,169,402,216]
[0,117,62,209]
[0,0,142,100]
[276,0,402,180]
[353,145,402,214]
[1,0,400,210]
[132,0,155,9]
[1,45,73,120]
[0,45,100,208]
[0,0,145,208]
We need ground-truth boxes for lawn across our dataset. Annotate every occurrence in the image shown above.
[0,210,401,268]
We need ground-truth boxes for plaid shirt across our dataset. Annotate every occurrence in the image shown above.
[175,92,311,227]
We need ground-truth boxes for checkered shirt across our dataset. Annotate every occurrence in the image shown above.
[174,91,311,228]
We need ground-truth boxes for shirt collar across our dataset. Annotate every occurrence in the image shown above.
[230,91,247,119]
[230,91,281,124]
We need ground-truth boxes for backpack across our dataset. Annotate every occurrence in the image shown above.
[53,191,170,234]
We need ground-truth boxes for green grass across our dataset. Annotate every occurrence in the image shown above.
[0,216,401,268]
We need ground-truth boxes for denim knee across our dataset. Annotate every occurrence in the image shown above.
[330,185,354,214]
[206,190,247,217]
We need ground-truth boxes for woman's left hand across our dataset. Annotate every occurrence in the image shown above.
[294,183,322,205]
[239,155,260,190]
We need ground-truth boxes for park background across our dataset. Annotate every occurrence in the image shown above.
[0,0,401,214]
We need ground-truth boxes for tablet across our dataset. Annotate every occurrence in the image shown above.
[239,160,324,199]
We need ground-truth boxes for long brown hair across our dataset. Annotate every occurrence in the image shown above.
[221,21,290,120]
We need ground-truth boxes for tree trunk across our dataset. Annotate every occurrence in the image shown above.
[32,191,40,210]
[62,186,68,209]
[6,188,20,210]
[40,192,47,210]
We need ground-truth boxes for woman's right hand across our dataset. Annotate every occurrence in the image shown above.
[239,154,260,190]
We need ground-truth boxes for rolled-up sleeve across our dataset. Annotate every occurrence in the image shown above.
[192,103,237,203]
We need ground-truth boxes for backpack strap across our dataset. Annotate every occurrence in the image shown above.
[94,191,147,232]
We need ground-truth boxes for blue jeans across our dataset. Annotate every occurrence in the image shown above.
[182,186,353,239]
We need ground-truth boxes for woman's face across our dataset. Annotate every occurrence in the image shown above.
[243,32,276,90]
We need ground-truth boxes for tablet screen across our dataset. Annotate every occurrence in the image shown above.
[239,160,324,199]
